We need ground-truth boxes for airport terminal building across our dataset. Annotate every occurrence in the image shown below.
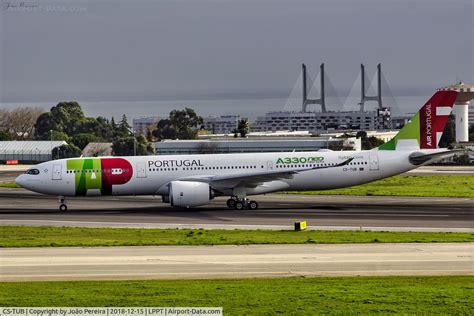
[0,141,67,163]
[251,111,379,132]
[132,116,161,135]
[202,115,240,134]
[155,137,361,155]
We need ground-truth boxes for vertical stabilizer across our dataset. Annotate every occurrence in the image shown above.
[378,90,458,150]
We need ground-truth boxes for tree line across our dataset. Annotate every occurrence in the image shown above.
[2,102,471,159]
[32,101,154,157]
[0,107,43,141]
[1,102,209,158]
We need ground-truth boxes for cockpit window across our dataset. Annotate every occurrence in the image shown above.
[25,169,40,175]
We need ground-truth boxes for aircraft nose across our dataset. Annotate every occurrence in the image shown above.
[15,174,25,188]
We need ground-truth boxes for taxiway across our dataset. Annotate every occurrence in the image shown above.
[1,243,472,281]
[0,189,472,232]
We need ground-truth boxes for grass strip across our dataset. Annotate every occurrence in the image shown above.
[286,175,474,198]
[1,276,473,314]
[0,182,19,188]
[1,226,473,247]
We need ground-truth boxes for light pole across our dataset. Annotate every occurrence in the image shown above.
[134,134,137,156]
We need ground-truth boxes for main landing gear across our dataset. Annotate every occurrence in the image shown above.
[226,197,259,210]
[58,196,68,212]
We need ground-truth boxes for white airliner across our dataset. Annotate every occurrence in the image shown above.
[16,90,462,211]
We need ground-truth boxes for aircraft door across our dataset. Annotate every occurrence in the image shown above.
[52,164,62,180]
[369,154,379,171]
[136,162,147,178]
[266,161,274,171]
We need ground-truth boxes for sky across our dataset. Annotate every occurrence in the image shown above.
[0,0,473,105]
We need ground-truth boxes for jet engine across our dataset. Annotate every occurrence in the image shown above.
[169,181,214,207]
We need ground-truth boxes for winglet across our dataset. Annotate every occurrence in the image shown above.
[409,149,466,165]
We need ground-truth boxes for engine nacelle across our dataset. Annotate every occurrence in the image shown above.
[169,181,214,207]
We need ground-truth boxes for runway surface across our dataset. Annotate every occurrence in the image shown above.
[1,243,472,281]
[0,188,472,232]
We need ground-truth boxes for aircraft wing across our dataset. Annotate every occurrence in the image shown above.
[409,149,466,165]
[177,158,353,188]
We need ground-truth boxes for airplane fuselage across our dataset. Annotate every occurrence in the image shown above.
[16,149,418,198]
[14,90,459,210]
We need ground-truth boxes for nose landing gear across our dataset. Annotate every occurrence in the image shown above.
[58,196,68,212]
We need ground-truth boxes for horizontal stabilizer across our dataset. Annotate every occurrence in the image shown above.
[409,149,466,165]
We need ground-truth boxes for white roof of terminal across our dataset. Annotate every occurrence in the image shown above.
[0,141,67,154]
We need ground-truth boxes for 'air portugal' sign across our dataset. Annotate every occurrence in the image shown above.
[419,91,457,149]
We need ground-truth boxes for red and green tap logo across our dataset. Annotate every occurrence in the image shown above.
[67,158,133,196]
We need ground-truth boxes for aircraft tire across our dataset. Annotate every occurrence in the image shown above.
[59,204,68,212]
[234,201,244,210]
[226,198,236,208]
[248,201,258,210]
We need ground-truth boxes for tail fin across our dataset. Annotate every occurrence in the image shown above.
[378,90,458,150]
